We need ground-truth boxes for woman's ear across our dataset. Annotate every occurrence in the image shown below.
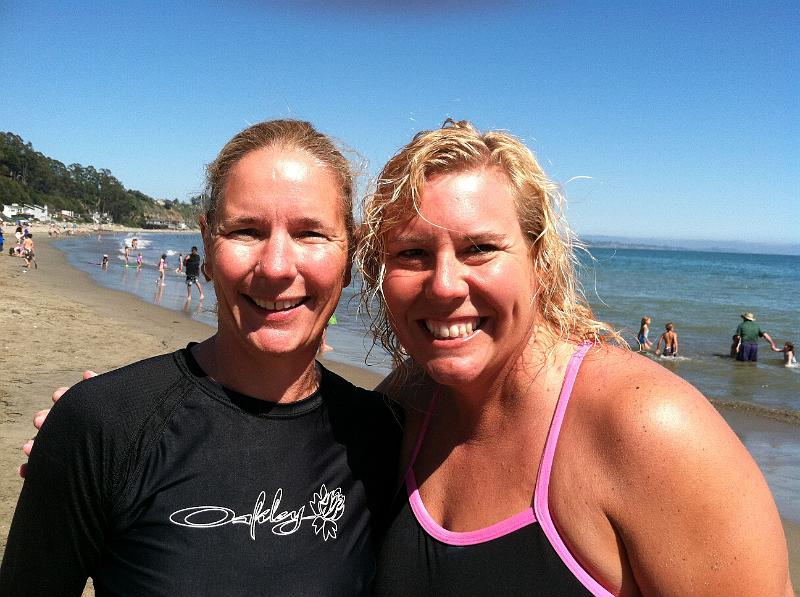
[199,215,213,281]
[343,259,352,287]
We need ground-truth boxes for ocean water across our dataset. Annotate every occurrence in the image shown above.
[55,233,799,416]
[584,247,798,417]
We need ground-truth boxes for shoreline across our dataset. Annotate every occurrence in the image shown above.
[0,231,796,589]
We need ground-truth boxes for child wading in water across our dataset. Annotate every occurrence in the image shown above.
[730,335,741,358]
[637,316,652,351]
[656,322,679,357]
[772,342,797,366]
[157,254,167,286]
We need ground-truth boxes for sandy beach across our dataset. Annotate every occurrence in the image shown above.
[0,231,797,592]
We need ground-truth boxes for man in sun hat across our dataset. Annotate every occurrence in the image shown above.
[734,312,777,362]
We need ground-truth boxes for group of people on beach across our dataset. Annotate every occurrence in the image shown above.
[1,119,793,595]
[3,224,37,269]
[116,238,206,300]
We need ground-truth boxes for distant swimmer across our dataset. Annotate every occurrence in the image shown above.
[124,244,131,266]
[637,316,652,351]
[734,312,776,362]
[771,341,797,367]
[655,322,678,357]
[184,246,204,300]
[175,253,183,274]
[136,252,143,271]
[101,254,109,269]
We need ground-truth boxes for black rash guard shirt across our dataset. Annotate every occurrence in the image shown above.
[184,253,201,277]
[0,348,402,596]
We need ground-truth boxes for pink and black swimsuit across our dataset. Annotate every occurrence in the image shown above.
[373,343,615,596]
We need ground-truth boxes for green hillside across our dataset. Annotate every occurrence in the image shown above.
[0,132,199,227]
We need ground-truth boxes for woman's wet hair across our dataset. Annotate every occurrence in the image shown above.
[202,119,356,247]
[356,119,618,370]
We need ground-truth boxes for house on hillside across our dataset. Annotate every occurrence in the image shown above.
[143,218,187,229]
[2,202,49,222]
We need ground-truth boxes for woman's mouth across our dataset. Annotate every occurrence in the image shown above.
[248,296,306,311]
[424,318,483,340]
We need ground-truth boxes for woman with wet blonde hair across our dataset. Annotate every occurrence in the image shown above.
[359,120,791,596]
[359,119,616,375]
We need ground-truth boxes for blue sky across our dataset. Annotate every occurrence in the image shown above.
[2,1,798,244]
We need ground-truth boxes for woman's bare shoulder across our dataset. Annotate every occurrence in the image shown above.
[567,344,790,595]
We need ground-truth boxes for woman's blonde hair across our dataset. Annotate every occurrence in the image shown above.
[356,119,618,370]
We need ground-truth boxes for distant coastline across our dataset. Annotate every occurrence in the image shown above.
[582,235,800,257]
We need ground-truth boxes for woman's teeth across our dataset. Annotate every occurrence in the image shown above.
[252,297,302,311]
[425,319,479,339]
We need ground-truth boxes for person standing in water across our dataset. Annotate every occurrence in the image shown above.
[637,316,652,351]
[156,254,167,286]
[655,322,679,356]
[184,246,204,300]
[735,312,776,362]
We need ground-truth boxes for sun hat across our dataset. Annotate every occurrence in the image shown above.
[741,312,756,321]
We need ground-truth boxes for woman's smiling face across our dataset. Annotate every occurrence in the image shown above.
[382,167,539,387]
[202,146,350,361]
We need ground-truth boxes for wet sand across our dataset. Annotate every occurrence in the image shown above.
[0,232,796,592]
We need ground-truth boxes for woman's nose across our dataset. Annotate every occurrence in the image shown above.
[425,253,467,301]
[255,234,297,279]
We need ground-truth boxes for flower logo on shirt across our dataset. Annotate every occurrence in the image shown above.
[309,484,346,541]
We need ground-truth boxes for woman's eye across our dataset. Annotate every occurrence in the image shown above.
[467,244,497,255]
[228,228,259,238]
[397,248,426,259]
[299,230,327,239]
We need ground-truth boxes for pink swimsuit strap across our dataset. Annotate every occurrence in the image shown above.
[405,385,538,545]
[533,342,613,596]
[405,342,613,596]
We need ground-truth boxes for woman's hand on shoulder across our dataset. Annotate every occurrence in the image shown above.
[590,349,791,596]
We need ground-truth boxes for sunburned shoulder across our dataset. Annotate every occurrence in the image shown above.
[573,344,729,469]
[564,345,792,596]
